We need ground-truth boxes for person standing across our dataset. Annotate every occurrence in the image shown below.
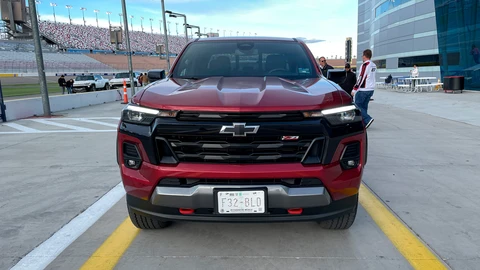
[318,56,334,77]
[65,79,74,94]
[339,63,357,97]
[58,75,67,95]
[142,73,149,86]
[410,64,419,88]
[352,49,376,129]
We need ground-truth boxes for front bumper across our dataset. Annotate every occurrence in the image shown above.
[151,184,331,209]
[127,192,358,222]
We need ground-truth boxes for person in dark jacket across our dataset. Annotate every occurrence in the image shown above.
[318,56,334,77]
[65,79,74,94]
[339,63,356,97]
[58,75,67,94]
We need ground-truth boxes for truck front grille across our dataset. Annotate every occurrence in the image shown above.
[176,111,304,122]
[162,135,318,164]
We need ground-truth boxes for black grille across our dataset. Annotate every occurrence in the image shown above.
[176,111,304,122]
[158,178,323,187]
[342,142,360,159]
[123,142,140,158]
[163,135,316,164]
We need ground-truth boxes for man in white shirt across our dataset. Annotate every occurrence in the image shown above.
[352,49,376,129]
[411,65,419,88]
[411,65,419,77]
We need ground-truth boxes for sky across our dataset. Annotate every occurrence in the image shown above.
[34,0,358,59]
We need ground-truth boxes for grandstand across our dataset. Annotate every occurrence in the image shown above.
[0,0,189,75]
[37,21,187,54]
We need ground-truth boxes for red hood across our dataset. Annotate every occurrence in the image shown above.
[136,77,347,112]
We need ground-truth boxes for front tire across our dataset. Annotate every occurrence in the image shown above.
[317,197,358,230]
[128,206,171,229]
[104,83,110,90]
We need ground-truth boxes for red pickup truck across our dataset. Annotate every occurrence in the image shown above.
[117,37,367,230]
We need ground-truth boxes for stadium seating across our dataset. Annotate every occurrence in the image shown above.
[0,50,113,73]
[38,21,188,54]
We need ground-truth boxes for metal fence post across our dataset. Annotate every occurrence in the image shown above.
[0,80,7,122]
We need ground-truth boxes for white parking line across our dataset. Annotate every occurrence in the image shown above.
[2,123,40,133]
[10,182,125,270]
[30,119,95,131]
[72,118,119,128]
[52,117,121,120]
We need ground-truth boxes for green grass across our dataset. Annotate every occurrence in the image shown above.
[1,83,62,98]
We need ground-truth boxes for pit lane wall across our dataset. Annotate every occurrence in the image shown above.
[4,89,125,121]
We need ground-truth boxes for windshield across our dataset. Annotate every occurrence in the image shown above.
[172,40,318,80]
[115,73,130,79]
[75,75,94,81]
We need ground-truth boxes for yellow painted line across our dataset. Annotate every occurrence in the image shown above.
[79,218,139,270]
[359,184,448,270]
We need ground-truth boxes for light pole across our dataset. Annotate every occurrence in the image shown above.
[167,21,171,35]
[175,22,178,36]
[93,9,99,28]
[185,24,200,38]
[35,1,41,21]
[160,0,171,70]
[120,0,135,95]
[106,11,111,27]
[80,7,86,26]
[65,5,72,25]
[119,13,123,26]
[149,18,153,34]
[230,30,232,36]
[159,19,162,34]
[50,3,56,23]
[140,17,144,32]
[203,27,206,33]
[165,10,189,43]
[130,15,134,31]
[236,31,239,36]
[28,0,50,117]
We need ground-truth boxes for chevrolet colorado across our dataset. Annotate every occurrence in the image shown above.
[117,37,367,230]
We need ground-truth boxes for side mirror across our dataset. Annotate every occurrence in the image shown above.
[147,69,166,83]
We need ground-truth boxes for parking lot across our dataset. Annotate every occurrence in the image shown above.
[2,89,480,270]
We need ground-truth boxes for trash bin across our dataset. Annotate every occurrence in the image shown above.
[443,76,464,93]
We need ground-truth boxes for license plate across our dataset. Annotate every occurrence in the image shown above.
[216,190,266,214]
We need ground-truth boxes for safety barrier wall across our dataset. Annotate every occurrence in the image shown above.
[4,89,125,121]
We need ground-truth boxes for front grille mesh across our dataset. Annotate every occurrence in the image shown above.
[163,135,316,164]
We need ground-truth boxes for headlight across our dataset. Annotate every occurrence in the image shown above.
[303,105,360,125]
[121,104,178,125]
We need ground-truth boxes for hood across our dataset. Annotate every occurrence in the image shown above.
[137,77,345,112]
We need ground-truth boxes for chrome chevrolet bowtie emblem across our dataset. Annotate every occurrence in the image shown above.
[220,123,259,137]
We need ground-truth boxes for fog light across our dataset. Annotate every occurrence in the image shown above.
[128,160,137,167]
[347,160,356,167]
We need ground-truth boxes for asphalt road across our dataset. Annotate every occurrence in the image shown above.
[2,89,480,270]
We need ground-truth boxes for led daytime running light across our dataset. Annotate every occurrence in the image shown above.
[321,105,357,115]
